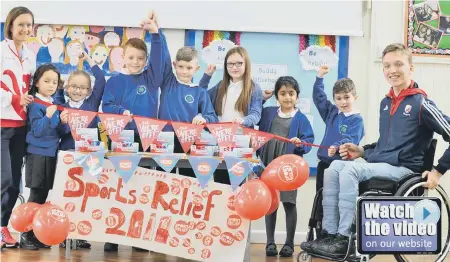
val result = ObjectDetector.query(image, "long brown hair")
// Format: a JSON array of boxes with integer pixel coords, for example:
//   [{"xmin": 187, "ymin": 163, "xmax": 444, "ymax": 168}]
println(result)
[{"xmin": 215, "ymin": 46, "xmax": 253, "ymax": 116}]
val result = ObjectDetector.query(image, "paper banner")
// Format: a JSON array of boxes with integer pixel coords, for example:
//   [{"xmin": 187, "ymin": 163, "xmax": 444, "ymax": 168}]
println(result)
[
  {"xmin": 108, "ymin": 155, "xmax": 142, "ymax": 183},
  {"xmin": 67, "ymin": 109, "xmax": 97, "ymax": 141},
  {"xmin": 152, "ymin": 154, "xmax": 182, "ymax": 173},
  {"xmin": 206, "ymin": 123, "xmax": 239, "ymax": 147},
  {"xmin": 172, "ymin": 122, "xmax": 204, "ymax": 153},
  {"xmin": 98, "ymin": 113, "xmax": 131, "ymax": 142},
  {"xmin": 223, "ymin": 156, "xmax": 252, "ymax": 191},
  {"xmin": 134, "ymin": 117, "xmax": 167, "ymax": 151},
  {"xmin": 242, "ymin": 127, "xmax": 274, "ymax": 151},
  {"xmin": 76, "ymin": 150, "xmax": 105, "ymax": 178},
  {"xmin": 298, "ymin": 45, "xmax": 338, "ymax": 71},
  {"xmin": 187, "ymin": 156, "xmax": 221, "ymax": 189}
]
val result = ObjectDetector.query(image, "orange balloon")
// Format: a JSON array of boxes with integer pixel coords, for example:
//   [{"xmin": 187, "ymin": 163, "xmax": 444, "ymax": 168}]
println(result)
[
  {"xmin": 32, "ymin": 204, "xmax": 70, "ymax": 246},
  {"xmin": 10, "ymin": 203, "xmax": 41, "ymax": 232},
  {"xmin": 266, "ymin": 187, "xmax": 280, "ymax": 215},
  {"xmin": 235, "ymin": 179, "xmax": 272, "ymax": 220},
  {"xmin": 261, "ymin": 154, "xmax": 310, "ymax": 191}
]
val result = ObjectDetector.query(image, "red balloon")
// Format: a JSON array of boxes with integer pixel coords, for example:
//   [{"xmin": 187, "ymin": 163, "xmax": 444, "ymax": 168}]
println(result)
[
  {"xmin": 261, "ymin": 154, "xmax": 310, "ymax": 191},
  {"xmin": 266, "ymin": 187, "xmax": 280, "ymax": 215},
  {"xmin": 10, "ymin": 203, "xmax": 41, "ymax": 232},
  {"xmin": 235, "ymin": 179, "xmax": 272, "ymax": 220},
  {"xmin": 32, "ymin": 204, "xmax": 70, "ymax": 246}
]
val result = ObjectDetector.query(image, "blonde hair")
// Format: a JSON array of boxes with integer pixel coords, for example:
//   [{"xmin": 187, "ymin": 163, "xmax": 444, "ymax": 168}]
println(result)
[
  {"xmin": 215, "ymin": 46, "xmax": 253, "ymax": 116},
  {"xmin": 67, "ymin": 25, "xmax": 89, "ymax": 39},
  {"xmin": 89, "ymin": 43, "xmax": 108, "ymax": 57},
  {"xmin": 26, "ymin": 36, "xmax": 39, "ymax": 45},
  {"xmin": 67, "ymin": 70, "xmax": 92, "ymax": 92},
  {"xmin": 382, "ymin": 43, "xmax": 413, "ymax": 64},
  {"xmin": 4, "ymin": 6, "xmax": 34, "ymax": 40},
  {"xmin": 122, "ymin": 27, "xmax": 145, "ymax": 44},
  {"xmin": 64, "ymin": 40, "xmax": 84, "ymax": 70}
]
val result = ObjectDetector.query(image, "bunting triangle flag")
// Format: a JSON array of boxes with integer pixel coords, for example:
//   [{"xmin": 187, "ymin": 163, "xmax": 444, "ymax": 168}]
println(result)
[
  {"xmin": 242, "ymin": 127, "xmax": 275, "ymax": 151},
  {"xmin": 76, "ymin": 150, "xmax": 106, "ymax": 179},
  {"xmin": 134, "ymin": 116, "xmax": 167, "ymax": 152},
  {"xmin": 152, "ymin": 154, "xmax": 182, "ymax": 172},
  {"xmin": 223, "ymin": 156, "xmax": 252, "ymax": 191},
  {"xmin": 108, "ymin": 155, "xmax": 142, "ymax": 183},
  {"xmin": 67, "ymin": 109, "xmax": 97, "ymax": 141},
  {"xmin": 187, "ymin": 156, "xmax": 221, "ymax": 189},
  {"xmin": 171, "ymin": 122, "xmax": 204, "ymax": 153},
  {"xmin": 206, "ymin": 123, "xmax": 239, "ymax": 147},
  {"xmin": 98, "ymin": 113, "xmax": 132, "ymax": 142}
]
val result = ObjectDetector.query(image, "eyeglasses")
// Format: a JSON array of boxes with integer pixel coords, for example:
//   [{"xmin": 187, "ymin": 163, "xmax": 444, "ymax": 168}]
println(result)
[
  {"xmin": 68, "ymin": 84, "xmax": 89, "ymax": 91},
  {"xmin": 226, "ymin": 62, "xmax": 244, "ymax": 69}
]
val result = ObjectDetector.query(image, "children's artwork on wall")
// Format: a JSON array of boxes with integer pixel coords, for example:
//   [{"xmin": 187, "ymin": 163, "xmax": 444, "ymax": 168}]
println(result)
[
  {"xmin": 200, "ymin": 31, "xmax": 241, "ymax": 69},
  {"xmin": 0, "ymin": 23, "xmax": 156, "ymax": 79},
  {"xmin": 189, "ymin": 30, "xmax": 346, "ymax": 171},
  {"xmin": 405, "ymin": 0, "xmax": 450, "ymax": 56}
]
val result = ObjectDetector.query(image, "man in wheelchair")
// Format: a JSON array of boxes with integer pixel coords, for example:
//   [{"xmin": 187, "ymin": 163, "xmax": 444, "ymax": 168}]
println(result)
[{"xmin": 300, "ymin": 43, "xmax": 450, "ymax": 259}]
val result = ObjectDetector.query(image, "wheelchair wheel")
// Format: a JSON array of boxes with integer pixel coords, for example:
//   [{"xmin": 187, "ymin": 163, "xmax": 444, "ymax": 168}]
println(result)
[
  {"xmin": 297, "ymin": 251, "xmax": 312, "ymax": 262},
  {"xmin": 394, "ymin": 176, "xmax": 450, "ymax": 262}
]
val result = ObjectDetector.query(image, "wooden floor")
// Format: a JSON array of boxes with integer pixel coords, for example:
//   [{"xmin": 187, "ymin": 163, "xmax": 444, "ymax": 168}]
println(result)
[{"xmin": 1, "ymin": 241, "xmax": 434, "ymax": 262}]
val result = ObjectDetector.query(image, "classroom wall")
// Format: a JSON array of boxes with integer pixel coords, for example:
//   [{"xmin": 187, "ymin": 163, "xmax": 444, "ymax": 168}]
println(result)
[
  {"xmin": 250, "ymin": 0, "xmax": 450, "ymax": 244},
  {"xmin": 11, "ymin": 1, "xmax": 450, "ymax": 244}
]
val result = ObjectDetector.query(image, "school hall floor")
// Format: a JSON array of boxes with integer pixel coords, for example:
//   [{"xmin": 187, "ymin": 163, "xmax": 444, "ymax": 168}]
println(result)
[{"xmin": 1, "ymin": 240, "xmax": 431, "ymax": 262}]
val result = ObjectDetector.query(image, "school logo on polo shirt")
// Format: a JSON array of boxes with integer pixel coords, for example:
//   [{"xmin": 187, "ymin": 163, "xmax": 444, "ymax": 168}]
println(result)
[
  {"xmin": 185, "ymin": 94, "xmax": 194, "ymax": 103},
  {"xmin": 137, "ymin": 85, "xmax": 147, "ymax": 95},
  {"xmin": 339, "ymin": 124, "xmax": 348, "ymax": 134}
]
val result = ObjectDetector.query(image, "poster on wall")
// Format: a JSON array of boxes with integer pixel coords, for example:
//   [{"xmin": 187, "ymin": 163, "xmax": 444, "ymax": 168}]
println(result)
[
  {"xmin": 405, "ymin": 0, "xmax": 450, "ymax": 56},
  {"xmin": 0, "ymin": 23, "xmax": 155, "ymax": 78}
]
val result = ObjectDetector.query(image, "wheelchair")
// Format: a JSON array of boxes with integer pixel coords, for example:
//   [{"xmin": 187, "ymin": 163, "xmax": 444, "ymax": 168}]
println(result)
[{"xmin": 298, "ymin": 139, "xmax": 450, "ymax": 262}]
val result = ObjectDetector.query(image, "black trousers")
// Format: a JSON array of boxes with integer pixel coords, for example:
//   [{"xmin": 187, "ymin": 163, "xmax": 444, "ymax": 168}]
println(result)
[
  {"xmin": 1, "ymin": 127, "xmax": 26, "ymax": 226},
  {"xmin": 315, "ymin": 161, "xmax": 331, "ymax": 222}
]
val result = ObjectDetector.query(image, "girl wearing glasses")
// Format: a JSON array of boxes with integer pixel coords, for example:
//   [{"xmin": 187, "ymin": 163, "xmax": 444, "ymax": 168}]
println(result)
[
  {"xmin": 55, "ymin": 51, "xmax": 105, "ymax": 153},
  {"xmin": 200, "ymin": 46, "xmax": 263, "ymax": 184}
]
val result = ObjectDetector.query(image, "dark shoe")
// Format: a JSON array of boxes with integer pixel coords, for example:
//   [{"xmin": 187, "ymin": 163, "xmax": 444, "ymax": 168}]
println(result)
[
  {"xmin": 77, "ymin": 240, "xmax": 91, "ymax": 249},
  {"xmin": 132, "ymin": 246, "xmax": 149, "ymax": 251},
  {"xmin": 314, "ymin": 233, "xmax": 350, "ymax": 258},
  {"xmin": 300, "ymin": 230, "xmax": 335, "ymax": 252},
  {"xmin": 265, "ymin": 242, "xmax": 278, "ymax": 257},
  {"xmin": 20, "ymin": 231, "xmax": 39, "ymax": 250},
  {"xmin": 27, "ymin": 230, "xmax": 51, "ymax": 249},
  {"xmin": 279, "ymin": 244, "xmax": 294, "ymax": 257},
  {"xmin": 104, "ymin": 242, "xmax": 118, "ymax": 252},
  {"xmin": 59, "ymin": 240, "xmax": 67, "ymax": 248}
]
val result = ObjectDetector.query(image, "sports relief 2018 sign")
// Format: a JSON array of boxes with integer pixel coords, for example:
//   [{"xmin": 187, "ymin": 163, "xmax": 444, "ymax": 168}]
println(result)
[{"xmin": 50, "ymin": 151, "xmax": 249, "ymax": 261}]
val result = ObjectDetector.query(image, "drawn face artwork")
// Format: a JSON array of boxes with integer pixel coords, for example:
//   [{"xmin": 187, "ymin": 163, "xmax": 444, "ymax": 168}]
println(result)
[
  {"xmin": 25, "ymin": 37, "xmax": 41, "ymax": 56},
  {"xmin": 36, "ymin": 25, "xmax": 55, "ymax": 46},
  {"xmin": 125, "ymin": 27, "xmax": 144, "ymax": 40},
  {"xmin": 91, "ymin": 44, "xmax": 108, "ymax": 67},
  {"xmin": 109, "ymin": 47, "xmax": 124, "ymax": 72},
  {"xmin": 69, "ymin": 26, "xmax": 87, "ymax": 42},
  {"xmin": 66, "ymin": 41, "xmax": 83, "ymax": 66},
  {"xmin": 52, "ymin": 25, "xmax": 68, "ymax": 38},
  {"xmin": 104, "ymin": 32, "xmax": 120, "ymax": 49},
  {"xmin": 84, "ymin": 33, "xmax": 100, "ymax": 53},
  {"xmin": 48, "ymin": 38, "xmax": 64, "ymax": 63},
  {"xmin": 89, "ymin": 26, "xmax": 104, "ymax": 33}
]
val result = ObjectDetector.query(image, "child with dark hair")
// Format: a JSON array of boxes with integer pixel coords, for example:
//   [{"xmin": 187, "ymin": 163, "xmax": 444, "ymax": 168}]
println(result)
[
  {"xmin": 258, "ymin": 76, "xmax": 314, "ymax": 257},
  {"xmin": 307, "ymin": 65, "xmax": 364, "ymax": 236},
  {"xmin": 21, "ymin": 64, "xmax": 68, "ymax": 250}
]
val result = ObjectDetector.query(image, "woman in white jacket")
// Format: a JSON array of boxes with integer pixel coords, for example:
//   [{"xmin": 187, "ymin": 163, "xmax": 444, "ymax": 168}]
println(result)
[{"xmin": 1, "ymin": 6, "xmax": 36, "ymax": 249}]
